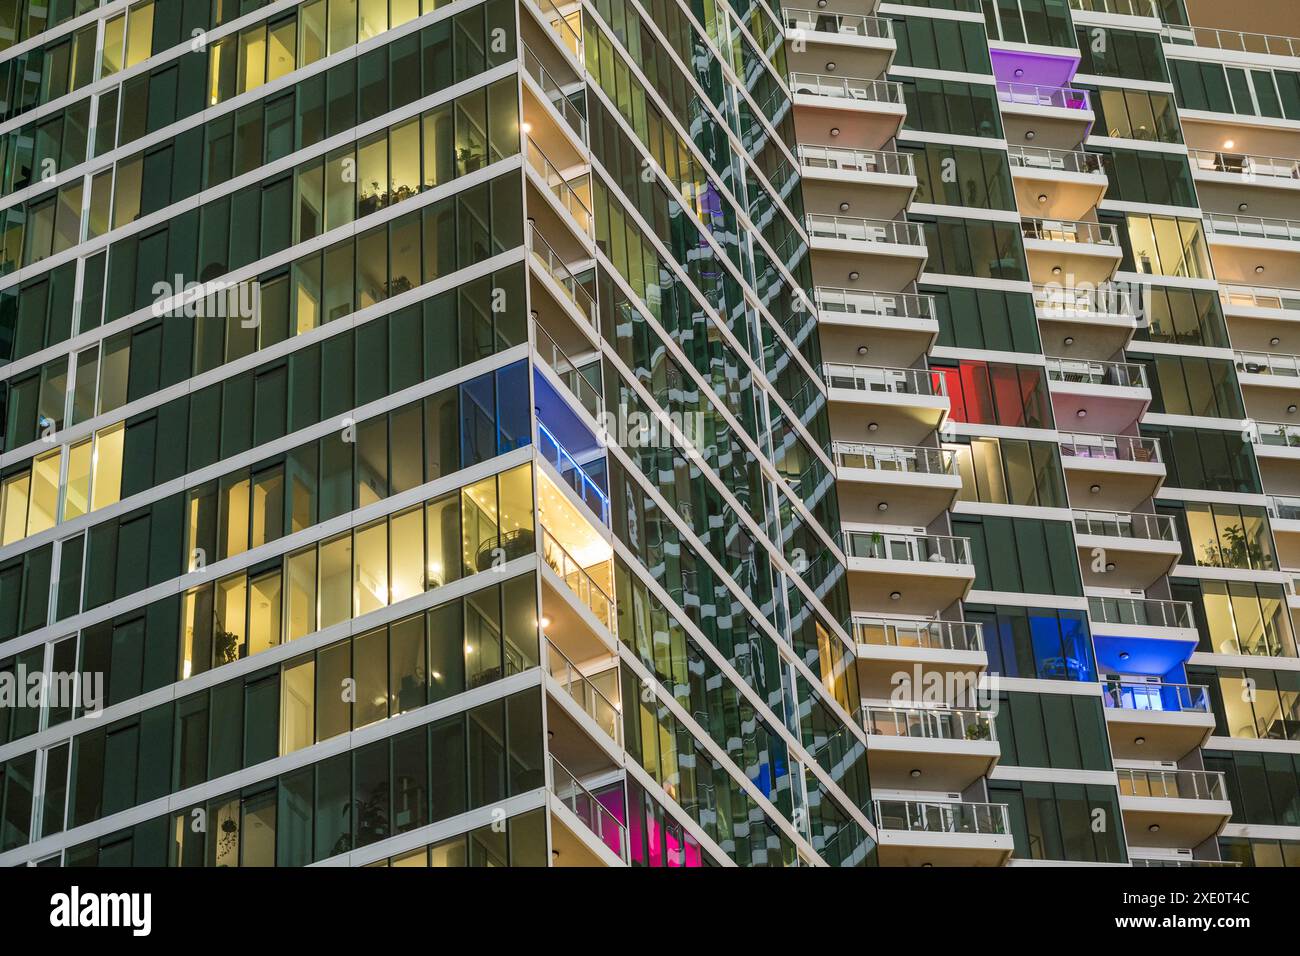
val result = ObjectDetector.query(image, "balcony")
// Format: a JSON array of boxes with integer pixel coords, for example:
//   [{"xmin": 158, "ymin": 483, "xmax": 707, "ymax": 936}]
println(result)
[
  {"xmin": 1246, "ymin": 421, "xmax": 1300, "ymax": 495},
  {"xmin": 832, "ymin": 441, "xmax": 960, "ymax": 526},
  {"xmin": 547, "ymin": 754, "xmax": 628, "ymax": 866},
  {"xmin": 996, "ymin": 82, "xmax": 1093, "ymax": 149},
  {"xmin": 853, "ymin": 615, "xmax": 987, "ymax": 698},
  {"xmin": 526, "ymin": 223, "xmax": 598, "ymax": 347},
  {"xmin": 543, "ymin": 636, "xmax": 623, "ymax": 778},
  {"xmin": 521, "ymin": 0, "xmax": 583, "ymax": 66},
  {"xmin": 782, "ymin": 9, "xmax": 896, "ymax": 78},
  {"xmin": 790, "ymin": 72, "xmax": 906, "ymax": 151},
  {"xmin": 520, "ymin": 41, "xmax": 586, "ymax": 150},
  {"xmin": 1190, "ymin": 150, "xmax": 1300, "ymax": 226},
  {"xmin": 1219, "ymin": 285, "xmax": 1300, "ymax": 357},
  {"xmin": 1008, "ymin": 145, "xmax": 1107, "ymax": 221},
  {"xmin": 873, "ymin": 799, "xmax": 1013, "ymax": 866},
  {"xmin": 797, "ymin": 145, "xmax": 916, "ymax": 220},
  {"xmin": 805, "ymin": 214, "xmax": 927, "ymax": 288},
  {"xmin": 1233, "ymin": 350, "xmax": 1300, "ymax": 422},
  {"xmin": 536, "ymin": 471, "xmax": 615, "ymax": 655},
  {"xmin": 1204, "ymin": 214, "xmax": 1300, "ymax": 288},
  {"xmin": 1117, "ymin": 768, "xmax": 1232, "ymax": 850},
  {"xmin": 1059, "ymin": 432, "xmax": 1164, "ymax": 510},
  {"xmin": 1267, "ymin": 495, "xmax": 1300, "ymax": 567},
  {"xmin": 862, "ymin": 705, "xmax": 999, "ymax": 791},
  {"xmin": 524, "ymin": 135, "xmax": 592, "ymax": 241},
  {"xmin": 1046, "ymin": 357, "xmax": 1150, "ymax": 434},
  {"xmin": 842, "ymin": 529, "xmax": 975, "ymax": 614},
  {"xmin": 1068, "ymin": 0, "xmax": 1160, "ymax": 18},
  {"xmin": 1163, "ymin": 24, "xmax": 1300, "ymax": 60},
  {"xmin": 1072, "ymin": 509, "xmax": 1181, "ymax": 589},
  {"xmin": 1021, "ymin": 217, "xmax": 1122, "ymax": 285},
  {"xmin": 815, "ymin": 287, "xmax": 937, "ymax": 368},
  {"xmin": 535, "ymin": 322, "xmax": 603, "ymax": 422},
  {"xmin": 1102, "ymin": 681, "xmax": 1215, "ymax": 761},
  {"xmin": 1034, "ymin": 282, "xmax": 1140, "ymax": 358},
  {"xmin": 1088, "ymin": 595, "xmax": 1197, "ymax": 641},
  {"xmin": 537, "ymin": 422, "xmax": 608, "ymax": 526},
  {"xmin": 822, "ymin": 362, "xmax": 947, "ymax": 446}
]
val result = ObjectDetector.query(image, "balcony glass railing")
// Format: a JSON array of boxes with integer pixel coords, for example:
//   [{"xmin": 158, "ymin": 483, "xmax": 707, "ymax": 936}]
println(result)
[
  {"xmin": 1220, "ymin": 284, "xmax": 1300, "ymax": 312},
  {"xmin": 789, "ymin": 72, "xmax": 904, "ymax": 103},
  {"xmin": 1007, "ymin": 144, "xmax": 1105, "ymax": 175},
  {"xmin": 1073, "ymin": 509, "xmax": 1177, "ymax": 541},
  {"xmin": 1235, "ymin": 350, "xmax": 1300, "ymax": 376},
  {"xmin": 537, "ymin": 422, "xmax": 609, "ymax": 524},
  {"xmin": 783, "ymin": 8, "xmax": 893, "ymax": 39},
  {"xmin": 524, "ymin": 0, "xmax": 583, "ymax": 60},
  {"xmin": 797, "ymin": 144, "xmax": 914, "ymax": 177},
  {"xmin": 832, "ymin": 441, "xmax": 955, "ymax": 475},
  {"xmin": 862, "ymin": 705, "xmax": 995, "ymax": 740},
  {"xmin": 996, "ymin": 81, "xmax": 1090, "ymax": 111},
  {"xmin": 1163, "ymin": 24, "xmax": 1300, "ymax": 59},
  {"xmin": 1023, "ymin": 217, "xmax": 1118, "ymax": 245},
  {"xmin": 535, "ymin": 323, "xmax": 603, "ymax": 420},
  {"xmin": 1068, "ymin": 0, "xmax": 1159, "ymax": 17},
  {"xmin": 875, "ymin": 799, "xmax": 1011, "ymax": 835},
  {"xmin": 1088, "ymin": 596, "xmax": 1193, "ymax": 629},
  {"xmin": 548, "ymin": 754, "xmax": 628, "ymax": 861},
  {"xmin": 1132, "ymin": 857, "xmax": 1242, "ymax": 867},
  {"xmin": 1059, "ymin": 432, "xmax": 1161, "ymax": 463},
  {"xmin": 526, "ymin": 223, "xmax": 598, "ymax": 330},
  {"xmin": 521, "ymin": 42, "xmax": 587, "ymax": 141},
  {"xmin": 852, "ymin": 615, "xmax": 984, "ymax": 651},
  {"xmin": 1270, "ymin": 495, "xmax": 1300, "ymax": 520},
  {"xmin": 822, "ymin": 363, "xmax": 943, "ymax": 395},
  {"xmin": 815, "ymin": 286, "xmax": 935, "ymax": 321},
  {"xmin": 1046, "ymin": 356, "xmax": 1147, "ymax": 388},
  {"xmin": 1248, "ymin": 421, "xmax": 1300, "ymax": 447},
  {"xmin": 540, "ymin": 524, "xmax": 614, "ymax": 631},
  {"xmin": 806, "ymin": 214, "xmax": 924, "ymax": 246},
  {"xmin": 1204, "ymin": 212, "xmax": 1300, "ymax": 241},
  {"xmin": 1033, "ymin": 282, "xmax": 1136, "ymax": 316},
  {"xmin": 1190, "ymin": 149, "xmax": 1300, "ymax": 181},
  {"xmin": 544, "ymin": 637, "xmax": 622, "ymax": 745},
  {"xmin": 1103, "ymin": 680, "xmax": 1210, "ymax": 714},
  {"xmin": 1117, "ymin": 768, "xmax": 1227, "ymax": 802},
  {"xmin": 842, "ymin": 529, "xmax": 972, "ymax": 564},
  {"xmin": 525, "ymin": 136, "xmax": 593, "ymax": 236}
]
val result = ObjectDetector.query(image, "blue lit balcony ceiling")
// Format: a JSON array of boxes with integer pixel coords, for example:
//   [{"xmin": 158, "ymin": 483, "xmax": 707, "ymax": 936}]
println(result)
[
  {"xmin": 990, "ymin": 48, "xmax": 1094, "ymax": 149},
  {"xmin": 1117, "ymin": 768, "xmax": 1232, "ymax": 851},
  {"xmin": 781, "ymin": 7, "xmax": 896, "ymax": 80},
  {"xmin": 1100, "ymin": 679, "xmax": 1216, "ymax": 762},
  {"xmin": 860, "ymin": 703, "xmax": 1000, "ymax": 792},
  {"xmin": 1059, "ymin": 432, "xmax": 1165, "ymax": 513}
]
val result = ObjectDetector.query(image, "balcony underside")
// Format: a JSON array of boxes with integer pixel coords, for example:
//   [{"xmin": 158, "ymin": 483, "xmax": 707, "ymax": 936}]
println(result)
[
  {"xmin": 1013, "ymin": 168, "xmax": 1107, "ymax": 221},
  {"xmin": 793, "ymin": 99, "xmax": 905, "ymax": 152},
  {"xmin": 1000, "ymin": 105, "xmax": 1093, "ymax": 151},
  {"xmin": 801, "ymin": 167, "xmax": 916, "ymax": 221},
  {"xmin": 1104, "ymin": 709, "xmax": 1215, "ymax": 762},
  {"xmin": 1048, "ymin": 383, "xmax": 1150, "ymax": 435},
  {"xmin": 874, "ymin": 830, "xmax": 1013, "ymax": 867},
  {"xmin": 845, "ymin": 559, "xmax": 974, "ymax": 616},
  {"xmin": 1024, "ymin": 241, "xmax": 1122, "ymax": 285},
  {"xmin": 866, "ymin": 736, "xmax": 999, "ymax": 792},
  {"xmin": 819, "ymin": 314, "xmax": 937, "ymax": 369},
  {"xmin": 836, "ymin": 468, "xmax": 960, "ymax": 527},
  {"xmin": 827, "ymin": 393, "xmax": 948, "ymax": 447},
  {"xmin": 1036, "ymin": 312, "xmax": 1137, "ymax": 362},
  {"xmin": 1207, "ymin": 234, "xmax": 1300, "ymax": 288},
  {"xmin": 1075, "ymin": 535, "xmax": 1181, "ymax": 589},
  {"xmin": 1062, "ymin": 455, "xmax": 1165, "ymax": 513},
  {"xmin": 855, "ymin": 645, "xmax": 989, "ymax": 700},
  {"xmin": 809, "ymin": 238, "xmax": 927, "ymax": 290},
  {"xmin": 1120, "ymin": 797, "xmax": 1232, "ymax": 850}
]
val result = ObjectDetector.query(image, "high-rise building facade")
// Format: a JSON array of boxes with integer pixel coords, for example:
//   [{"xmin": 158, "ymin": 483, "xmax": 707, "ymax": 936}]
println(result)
[{"xmin": 0, "ymin": 0, "xmax": 1293, "ymax": 869}]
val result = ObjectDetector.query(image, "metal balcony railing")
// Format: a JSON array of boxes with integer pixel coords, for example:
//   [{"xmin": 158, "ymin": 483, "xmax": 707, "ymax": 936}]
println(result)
[
  {"xmin": 1269, "ymin": 495, "xmax": 1300, "ymax": 520},
  {"xmin": 548, "ymin": 754, "xmax": 628, "ymax": 861},
  {"xmin": 1190, "ymin": 149, "xmax": 1300, "ymax": 181},
  {"xmin": 1235, "ymin": 350, "xmax": 1300, "ymax": 376},
  {"xmin": 797, "ymin": 143, "xmax": 914, "ymax": 177},
  {"xmin": 1132, "ymin": 857, "xmax": 1242, "ymax": 867},
  {"xmin": 544, "ymin": 637, "xmax": 622, "ymax": 746},
  {"xmin": 832, "ymin": 441, "xmax": 956, "ymax": 475},
  {"xmin": 1033, "ymin": 282, "xmax": 1136, "ymax": 316},
  {"xmin": 1249, "ymin": 421, "xmax": 1300, "ymax": 447},
  {"xmin": 540, "ymin": 524, "xmax": 614, "ymax": 631},
  {"xmin": 1088, "ymin": 596, "xmax": 1193, "ymax": 629},
  {"xmin": 862, "ymin": 704, "xmax": 995, "ymax": 741},
  {"xmin": 1007, "ymin": 144, "xmax": 1105, "ymax": 175},
  {"xmin": 1068, "ymin": 0, "xmax": 1159, "ymax": 17},
  {"xmin": 525, "ymin": 136, "xmax": 593, "ymax": 236},
  {"xmin": 1117, "ymin": 768, "xmax": 1228, "ymax": 802},
  {"xmin": 1103, "ymin": 680, "xmax": 1210, "ymax": 714},
  {"xmin": 842, "ymin": 529, "xmax": 973, "ymax": 564},
  {"xmin": 1046, "ymin": 356, "xmax": 1147, "ymax": 388},
  {"xmin": 783, "ymin": 8, "xmax": 893, "ymax": 39},
  {"xmin": 1022, "ymin": 217, "xmax": 1118, "ymax": 245},
  {"xmin": 521, "ymin": 42, "xmax": 587, "ymax": 141},
  {"xmin": 1163, "ymin": 24, "xmax": 1300, "ymax": 59},
  {"xmin": 526, "ymin": 223, "xmax": 598, "ymax": 330},
  {"xmin": 996, "ymin": 81, "xmax": 1091, "ymax": 111},
  {"xmin": 1073, "ymin": 509, "xmax": 1177, "ymax": 541},
  {"xmin": 806, "ymin": 214, "xmax": 924, "ymax": 246},
  {"xmin": 822, "ymin": 362, "xmax": 943, "ymax": 395},
  {"xmin": 535, "ymin": 323, "xmax": 603, "ymax": 420},
  {"xmin": 1220, "ymin": 284, "xmax": 1300, "ymax": 312},
  {"xmin": 789, "ymin": 72, "xmax": 904, "ymax": 103},
  {"xmin": 524, "ymin": 0, "xmax": 582, "ymax": 60},
  {"xmin": 1059, "ymin": 432, "xmax": 1161, "ymax": 463},
  {"xmin": 815, "ymin": 286, "xmax": 935, "ymax": 321},
  {"xmin": 875, "ymin": 799, "xmax": 1011, "ymax": 835},
  {"xmin": 852, "ymin": 615, "xmax": 984, "ymax": 651},
  {"xmin": 536, "ymin": 422, "xmax": 609, "ymax": 524},
  {"xmin": 1204, "ymin": 212, "xmax": 1300, "ymax": 241}
]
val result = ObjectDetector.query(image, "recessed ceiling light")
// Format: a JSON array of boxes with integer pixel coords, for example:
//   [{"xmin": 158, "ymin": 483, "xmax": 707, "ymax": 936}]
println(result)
[
  {"xmin": 1038, "ymin": 194, "xmax": 1048, "ymax": 204},
  {"xmin": 877, "ymin": 501, "xmax": 889, "ymax": 511},
  {"xmin": 1224, "ymin": 139, "xmax": 1235, "ymax": 149},
  {"xmin": 1076, "ymin": 409, "xmax": 1087, "ymax": 418},
  {"xmin": 830, "ymin": 127, "xmax": 840, "ymax": 136},
  {"xmin": 1148, "ymin": 824, "xmax": 1160, "ymax": 833},
  {"xmin": 1014, "ymin": 68, "xmax": 1024, "ymax": 77},
  {"xmin": 1272, "ymin": 337, "xmax": 1281, "ymax": 346},
  {"xmin": 848, "ymin": 271, "xmax": 860, "ymax": 281},
  {"xmin": 1256, "ymin": 265, "xmax": 1266, "ymax": 274},
  {"xmin": 1090, "ymin": 484, "xmax": 1101, "ymax": 494},
  {"xmin": 890, "ymin": 591, "xmax": 902, "ymax": 600},
  {"xmin": 857, "ymin": 344, "xmax": 868, "ymax": 355},
  {"xmin": 1119, "ymin": 651, "xmax": 1130, "ymax": 660},
  {"xmin": 1106, "ymin": 562, "xmax": 1116, "ymax": 571},
  {"xmin": 1064, "ymin": 336, "xmax": 1074, "ymax": 346},
  {"xmin": 1025, "ymin": 130, "xmax": 1036, "ymax": 140},
  {"xmin": 868, "ymin": 422, "xmax": 879, "ymax": 431},
  {"xmin": 826, "ymin": 61, "xmax": 837, "ymax": 71},
  {"xmin": 909, "ymin": 768, "xmax": 922, "ymax": 777},
  {"xmin": 1134, "ymin": 736, "xmax": 1146, "ymax": 745},
  {"xmin": 521, "ymin": 122, "xmax": 532, "ymax": 133},
  {"xmin": 1290, "ymin": 405, "xmax": 1298, "ymax": 414},
  {"xmin": 1239, "ymin": 202, "xmax": 1249, "ymax": 212},
  {"xmin": 839, "ymin": 201, "xmax": 850, "ymax": 211}
]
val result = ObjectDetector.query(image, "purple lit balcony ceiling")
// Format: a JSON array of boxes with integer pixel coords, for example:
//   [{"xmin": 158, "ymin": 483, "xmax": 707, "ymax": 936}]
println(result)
[{"xmin": 990, "ymin": 48, "xmax": 1093, "ymax": 136}]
